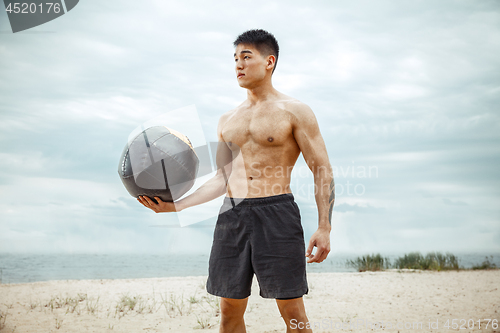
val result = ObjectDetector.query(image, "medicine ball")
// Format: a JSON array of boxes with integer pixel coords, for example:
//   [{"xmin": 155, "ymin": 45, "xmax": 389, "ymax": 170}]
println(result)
[{"xmin": 118, "ymin": 126, "xmax": 199, "ymax": 203}]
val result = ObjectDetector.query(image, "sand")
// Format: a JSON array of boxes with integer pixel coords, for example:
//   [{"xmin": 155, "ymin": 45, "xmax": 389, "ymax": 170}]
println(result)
[{"xmin": 0, "ymin": 270, "xmax": 498, "ymax": 332}]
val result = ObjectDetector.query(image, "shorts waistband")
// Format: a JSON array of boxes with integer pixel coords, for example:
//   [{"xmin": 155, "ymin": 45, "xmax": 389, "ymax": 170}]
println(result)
[{"xmin": 223, "ymin": 193, "xmax": 294, "ymax": 207}]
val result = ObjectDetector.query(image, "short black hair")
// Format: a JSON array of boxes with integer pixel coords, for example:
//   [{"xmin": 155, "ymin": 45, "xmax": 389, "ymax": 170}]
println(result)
[{"xmin": 233, "ymin": 29, "xmax": 279, "ymax": 74}]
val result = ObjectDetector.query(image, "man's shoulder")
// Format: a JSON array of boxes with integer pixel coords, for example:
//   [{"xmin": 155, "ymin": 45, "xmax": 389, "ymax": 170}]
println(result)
[
  {"xmin": 218, "ymin": 99, "xmax": 252, "ymax": 122},
  {"xmin": 284, "ymin": 99, "xmax": 311, "ymax": 112},
  {"xmin": 216, "ymin": 103, "xmax": 245, "ymax": 135},
  {"xmin": 218, "ymin": 106, "xmax": 239, "ymax": 124},
  {"xmin": 278, "ymin": 96, "xmax": 315, "ymax": 120}
]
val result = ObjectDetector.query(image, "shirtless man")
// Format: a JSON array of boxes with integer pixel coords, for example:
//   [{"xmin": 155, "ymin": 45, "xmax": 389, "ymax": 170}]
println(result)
[{"xmin": 138, "ymin": 29, "xmax": 334, "ymax": 333}]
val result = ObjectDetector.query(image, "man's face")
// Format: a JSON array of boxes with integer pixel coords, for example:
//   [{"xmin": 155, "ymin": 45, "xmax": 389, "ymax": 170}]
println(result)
[{"xmin": 234, "ymin": 43, "xmax": 271, "ymax": 89}]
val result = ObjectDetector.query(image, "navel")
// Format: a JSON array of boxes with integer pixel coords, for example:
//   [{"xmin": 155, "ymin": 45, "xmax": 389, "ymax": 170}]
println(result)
[{"xmin": 267, "ymin": 137, "xmax": 274, "ymax": 142}]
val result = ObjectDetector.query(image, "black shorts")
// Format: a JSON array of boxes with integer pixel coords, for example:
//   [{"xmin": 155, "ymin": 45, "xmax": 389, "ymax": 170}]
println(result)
[{"xmin": 206, "ymin": 193, "xmax": 308, "ymax": 299}]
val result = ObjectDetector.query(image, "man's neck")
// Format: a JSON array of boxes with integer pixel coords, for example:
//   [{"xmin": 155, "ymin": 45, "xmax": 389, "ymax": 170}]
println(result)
[{"xmin": 246, "ymin": 79, "xmax": 278, "ymax": 105}]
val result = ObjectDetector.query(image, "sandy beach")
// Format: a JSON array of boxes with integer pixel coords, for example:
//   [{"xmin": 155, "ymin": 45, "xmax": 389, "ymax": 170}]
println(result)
[{"xmin": 0, "ymin": 270, "xmax": 498, "ymax": 332}]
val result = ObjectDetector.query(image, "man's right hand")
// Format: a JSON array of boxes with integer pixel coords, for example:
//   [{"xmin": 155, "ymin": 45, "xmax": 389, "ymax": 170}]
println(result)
[{"xmin": 137, "ymin": 196, "xmax": 178, "ymax": 213}]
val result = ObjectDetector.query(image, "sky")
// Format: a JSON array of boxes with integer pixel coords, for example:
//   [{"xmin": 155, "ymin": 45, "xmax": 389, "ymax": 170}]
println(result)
[{"xmin": 0, "ymin": 0, "xmax": 499, "ymax": 255}]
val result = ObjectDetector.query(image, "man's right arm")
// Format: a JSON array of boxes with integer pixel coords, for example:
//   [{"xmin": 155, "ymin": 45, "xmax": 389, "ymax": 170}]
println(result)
[
  {"xmin": 174, "ymin": 141, "xmax": 232, "ymax": 211},
  {"xmin": 137, "ymin": 115, "xmax": 232, "ymax": 213}
]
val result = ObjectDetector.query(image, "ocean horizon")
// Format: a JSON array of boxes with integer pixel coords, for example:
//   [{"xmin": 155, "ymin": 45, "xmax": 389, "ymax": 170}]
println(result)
[{"xmin": 0, "ymin": 252, "xmax": 498, "ymax": 284}]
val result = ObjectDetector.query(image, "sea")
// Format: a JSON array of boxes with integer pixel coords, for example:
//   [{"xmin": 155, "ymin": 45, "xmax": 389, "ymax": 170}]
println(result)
[{"xmin": 0, "ymin": 252, "xmax": 498, "ymax": 284}]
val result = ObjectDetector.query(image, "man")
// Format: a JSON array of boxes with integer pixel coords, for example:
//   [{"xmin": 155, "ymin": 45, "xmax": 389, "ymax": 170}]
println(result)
[{"xmin": 138, "ymin": 29, "xmax": 334, "ymax": 333}]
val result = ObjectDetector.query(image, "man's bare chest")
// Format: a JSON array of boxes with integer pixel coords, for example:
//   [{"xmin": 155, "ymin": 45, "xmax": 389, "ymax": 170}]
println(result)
[{"xmin": 221, "ymin": 108, "xmax": 294, "ymax": 148}]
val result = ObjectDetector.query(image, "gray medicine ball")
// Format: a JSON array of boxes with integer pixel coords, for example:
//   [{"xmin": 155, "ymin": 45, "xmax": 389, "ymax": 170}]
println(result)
[{"xmin": 118, "ymin": 126, "xmax": 199, "ymax": 203}]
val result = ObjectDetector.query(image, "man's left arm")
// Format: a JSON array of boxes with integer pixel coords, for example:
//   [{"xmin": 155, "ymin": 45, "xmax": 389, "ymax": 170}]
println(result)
[{"xmin": 291, "ymin": 103, "xmax": 334, "ymax": 263}]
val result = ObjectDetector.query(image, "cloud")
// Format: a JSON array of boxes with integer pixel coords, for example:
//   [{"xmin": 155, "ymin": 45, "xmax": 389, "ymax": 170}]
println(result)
[
  {"xmin": 335, "ymin": 203, "xmax": 385, "ymax": 214},
  {"xmin": 0, "ymin": 0, "xmax": 499, "ymax": 254}
]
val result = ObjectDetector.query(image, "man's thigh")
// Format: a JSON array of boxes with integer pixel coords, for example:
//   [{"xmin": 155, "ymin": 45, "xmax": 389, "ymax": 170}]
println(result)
[
  {"xmin": 220, "ymin": 297, "xmax": 249, "ymax": 317},
  {"xmin": 206, "ymin": 205, "xmax": 254, "ymax": 299},
  {"xmin": 250, "ymin": 200, "xmax": 308, "ymax": 299}
]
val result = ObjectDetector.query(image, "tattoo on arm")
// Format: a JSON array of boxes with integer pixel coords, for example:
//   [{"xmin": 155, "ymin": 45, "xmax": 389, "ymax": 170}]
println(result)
[{"xmin": 328, "ymin": 178, "xmax": 335, "ymax": 224}]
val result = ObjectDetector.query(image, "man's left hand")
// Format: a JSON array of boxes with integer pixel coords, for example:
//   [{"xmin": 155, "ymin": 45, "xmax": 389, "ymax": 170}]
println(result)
[
  {"xmin": 137, "ymin": 196, "xmax": 177, "ymax": 213},
  {"xmin": 305, "ymin": 228, "xmax": 331, "ymax": 263}
]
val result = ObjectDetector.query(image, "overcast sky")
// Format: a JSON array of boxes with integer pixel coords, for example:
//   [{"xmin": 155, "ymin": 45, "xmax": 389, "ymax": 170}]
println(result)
[{"xmin": 0, "ymin": 0, "xmax": 499, "ymax": 255}]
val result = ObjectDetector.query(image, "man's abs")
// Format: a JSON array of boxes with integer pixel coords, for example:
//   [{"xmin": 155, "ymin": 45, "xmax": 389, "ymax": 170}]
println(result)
[
  {"xmin": 226, "ymin": 163, "xmax": 295, "ymax": 198},
  {"xmin": 224, "ymin": 144, "xmax": 301, "ymax": 198}
]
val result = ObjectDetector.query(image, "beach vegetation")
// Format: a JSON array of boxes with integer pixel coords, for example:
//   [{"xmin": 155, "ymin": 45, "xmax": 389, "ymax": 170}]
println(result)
[
  {"xmin": 110, "ymin": 293, "xmax": 160, "ymax": 318},
  {"xmin": 28, "ymin": 298, "xmax": 43, "ymax": 311},
  {"xmin": 338, "ymin": 313, "xmax": 358, "ymax": 323},
  {"xmin": 28, "ymin": 300, "xmax": 36, "ymax": 310},
  {"xmin": 393, "ymin": 252, "xmax": 459, "ymax": 271},
  {"xmin": 159, "ymin": 293, "xmax": 174, "ymax": 317},
  {"xmin": 160, "ymin": 293, "xmax": 189, "ymax": 317},
  {"xmin": 204, "ymin": 295, "xmax": 220, "ymax": 317},
  {"xmin": 115, "ymin": 294, "xmax": 142, "ymax": 318},
  {"xmin": 135, "ymin": 299, "xmax": 146, "ymax": 314},
  {"xmin": 472, "ymin": 256, "xmax": 498, "ymax": 270},
  {"xmin": 189, "ymin": 293, "xmax": 200, "ymax": 304},
  {"xmin": 85, "ymin": 296, "xmax": 100, "ymax": 315},
  {"xmin": 134, "ymin": 296, "xmax": 157, "ymax": 315},
  {"xmin": 195, "ymin": 314, "xmax": 212, "ymax": 329},
  {"xmin": 77, "ymin": 293, "xmax": 87, "ymax": 302},
  {"xmin": 54, "ymin": 317, "xmax": 63, "ymax": 329},
  {"xmin": 121, "ymin": 295, "xmax": 138, "ymax": 311},
  {"xmin": 346, "ymin": 253, "xmax": 391, "ymax": 272},
  {"xmin": 145, "ymin": 288, "xmax": 159, "ymax": 313},
  {"xmin": 0, "ymin": 309, "xmax": 8, "ymax": 330},
  {"xmin": 147, "ymin": 297, "xmax": 158, "ymax": 313},
  {"xmin": 344, "ymin": 252, "xmax": 499, "ymax": 272},
  {"xmin": 246, "ymin": 303, "xmax": 256, "ymax": 313},
  {"xmin": 39, "ymin": 294, "xmax": 90, "ymax": 316}
]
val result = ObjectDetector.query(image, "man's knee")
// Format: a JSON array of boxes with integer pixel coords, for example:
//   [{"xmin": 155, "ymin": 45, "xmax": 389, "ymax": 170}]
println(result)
[
  {"xmin": 277, "ymin": 299, "xmax": 307, "ymax": 321},
  {"xmin": 282, "ymin": 305, "xmax": 304, "ymax": 320},
  {"xmin": 220, "ymin": 297, "xmax": 248, "ymax": 320}
]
